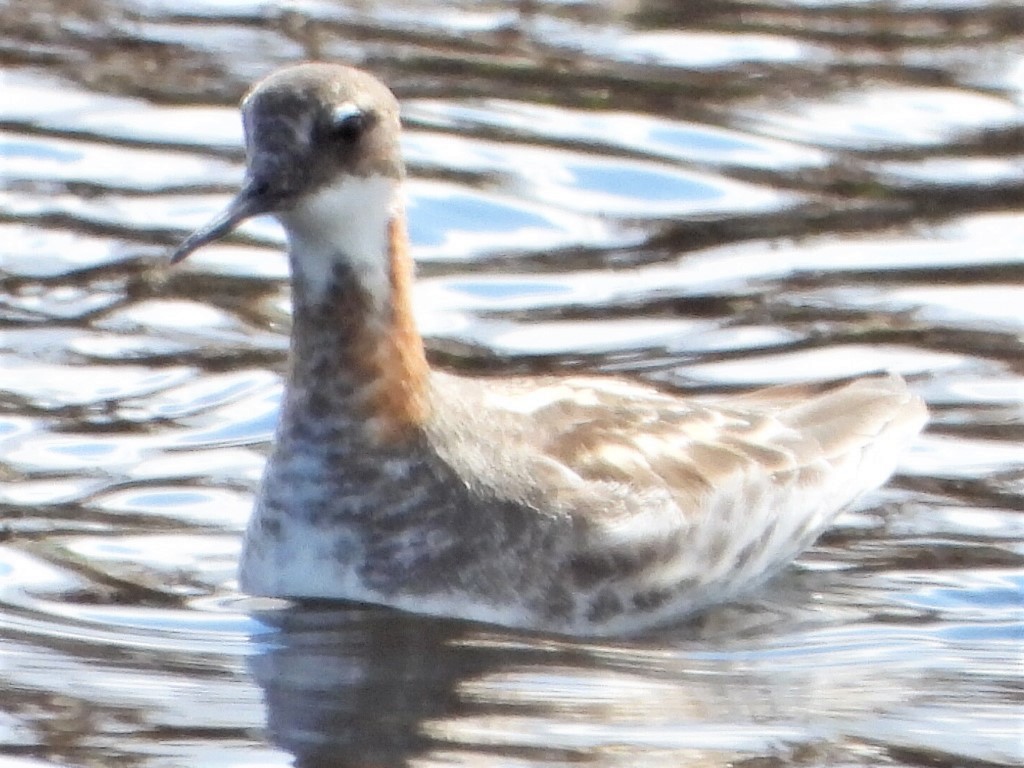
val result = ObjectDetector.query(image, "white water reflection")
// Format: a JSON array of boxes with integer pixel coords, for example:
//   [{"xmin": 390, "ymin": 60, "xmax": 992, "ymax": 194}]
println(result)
[
  {"xmin": 0, "ymin": 132, "xmax": 238, "ymax": 190},
  {"xmin": 0, "ymin": 0, "xmax": 1021, "ymax": 766},
  {"xmin": 611, "ymin": 31, "xmax": 826, "ymax": 68},
  {"xmin": 742, "ymin": 86, "xmax": 1023, "ymax": 148},
  {"xmin": 405, "ymin": 100, "xmax": 829, "ymax": 170}
]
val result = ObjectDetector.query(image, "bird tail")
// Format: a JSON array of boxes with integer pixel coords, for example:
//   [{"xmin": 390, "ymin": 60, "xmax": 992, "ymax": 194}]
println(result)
[{"xmin": 777, "ymin": 373, "xmax": 928, "ymax": 493}]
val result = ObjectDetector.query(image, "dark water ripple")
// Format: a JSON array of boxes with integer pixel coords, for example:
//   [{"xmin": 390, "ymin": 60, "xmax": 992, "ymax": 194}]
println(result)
[{"xmin": 1, "ymin": 0, "xmax": 1022, "ymax": 766}]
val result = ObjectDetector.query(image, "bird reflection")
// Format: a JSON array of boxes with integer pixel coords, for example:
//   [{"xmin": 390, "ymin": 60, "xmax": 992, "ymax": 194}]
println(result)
[
  {"xmin": 247, "ymin": 603, "xmax": 506, "ymax": 767},
  {"xmin": 245, "ymin": 576, "xmax": 925, "ymax": 767}
]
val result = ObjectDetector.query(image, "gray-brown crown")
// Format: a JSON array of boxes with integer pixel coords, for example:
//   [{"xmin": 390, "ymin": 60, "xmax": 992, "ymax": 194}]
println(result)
[{"xmin": 242, "ymin": 63, "xmax": 405, "ymax": 202}]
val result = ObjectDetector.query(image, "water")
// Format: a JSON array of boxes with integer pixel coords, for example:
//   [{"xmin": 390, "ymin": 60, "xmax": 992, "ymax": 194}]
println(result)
[{"xmin": 1, "ymin": 0, "xmax": 1022, "ymax": 766}]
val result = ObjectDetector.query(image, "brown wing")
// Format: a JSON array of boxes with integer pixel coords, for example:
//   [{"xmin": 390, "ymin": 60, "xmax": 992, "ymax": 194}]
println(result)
[{"xmin": 483, "ymin": 373, "xmax": 925, "ymax": 507}]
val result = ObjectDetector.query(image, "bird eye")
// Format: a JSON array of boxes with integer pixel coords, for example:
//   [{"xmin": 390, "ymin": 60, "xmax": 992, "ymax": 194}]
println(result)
[{"xmin": 331, "ymin": 105, "xmax": 367, "ymax": 142}]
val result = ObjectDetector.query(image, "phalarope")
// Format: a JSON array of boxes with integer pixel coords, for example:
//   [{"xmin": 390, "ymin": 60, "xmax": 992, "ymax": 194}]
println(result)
[{"xmin": 172, "ymin": 63, "xmax": 928, "ymax": 635}]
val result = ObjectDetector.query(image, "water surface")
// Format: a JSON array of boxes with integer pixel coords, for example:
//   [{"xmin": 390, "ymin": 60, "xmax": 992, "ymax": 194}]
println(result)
[{"xmin": 1, "ymin": 0, "xmax": 1022, "ymax": 766}]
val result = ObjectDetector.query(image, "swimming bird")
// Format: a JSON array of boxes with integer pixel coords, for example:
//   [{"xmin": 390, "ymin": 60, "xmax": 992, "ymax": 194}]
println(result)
[{"xmin": 171, "ymin": 62, "xmax": 928, "ymax": 636}]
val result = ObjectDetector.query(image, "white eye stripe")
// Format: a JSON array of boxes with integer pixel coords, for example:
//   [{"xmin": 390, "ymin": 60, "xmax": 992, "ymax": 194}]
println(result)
[{"xmin": 332, "ymin": 103, "xmax": 364, "ymax": 126}]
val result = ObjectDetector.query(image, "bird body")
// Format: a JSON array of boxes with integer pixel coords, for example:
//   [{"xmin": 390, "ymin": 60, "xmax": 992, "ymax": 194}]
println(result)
[{"xmin": 172, "ymin": 63, "xmax": 927, "ymax": 635}]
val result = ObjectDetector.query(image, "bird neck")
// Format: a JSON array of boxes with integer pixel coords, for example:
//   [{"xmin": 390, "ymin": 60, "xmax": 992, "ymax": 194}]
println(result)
[{"xmin": 280, "ymin": 178, "xmax": 430, "ymax": 445}]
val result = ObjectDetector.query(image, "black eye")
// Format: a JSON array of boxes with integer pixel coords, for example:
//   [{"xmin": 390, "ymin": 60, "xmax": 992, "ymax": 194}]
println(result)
[{"xmin": 331, "ymin": 105, "xmax": 367, "ymax": 142}]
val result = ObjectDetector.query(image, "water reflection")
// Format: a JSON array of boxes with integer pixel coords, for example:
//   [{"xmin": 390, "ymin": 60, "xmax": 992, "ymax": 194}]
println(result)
[
  {"xmin": 1, "ymin": 0, "xmax": 1022, "ymax": 765},
  {"xmin": 249, "ymin": 584, "xmax": 1024, "ymax": 766},
  {"xmin": 251, "ymin": 608, "xmax": 469, "ymax": 766},
  {"xmin": 250, "ymin": 605, "xmax": 803, "ymax": 765}
]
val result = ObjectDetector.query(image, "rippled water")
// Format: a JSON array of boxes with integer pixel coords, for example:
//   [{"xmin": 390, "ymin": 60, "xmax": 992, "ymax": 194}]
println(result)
[{"xmin": 1, "ymin": 1, "xmax": 1022, "ymax": 766}]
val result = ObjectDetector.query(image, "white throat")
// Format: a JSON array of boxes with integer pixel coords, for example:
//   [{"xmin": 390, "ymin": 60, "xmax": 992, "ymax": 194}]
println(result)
[{"xmin": 277, "ymin": 175, "xmax": 400, "ymax": 306}]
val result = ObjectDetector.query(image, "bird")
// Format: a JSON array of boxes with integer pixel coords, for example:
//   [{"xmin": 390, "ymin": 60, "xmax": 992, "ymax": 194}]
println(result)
[{"xmin": 171, "ymin": 62, "xmax": 928, "ymax": 636}]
